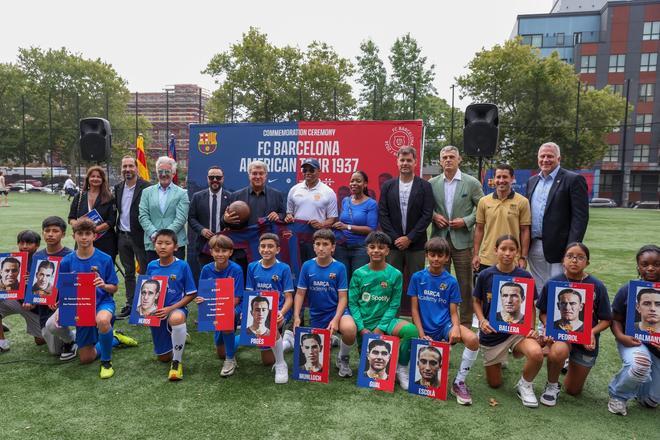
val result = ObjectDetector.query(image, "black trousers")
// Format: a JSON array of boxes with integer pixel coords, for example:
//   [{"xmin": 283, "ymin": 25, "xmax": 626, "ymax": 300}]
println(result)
[{"xmin": 117, "ymin": 231, "xmax": 148, "ymax": 307}]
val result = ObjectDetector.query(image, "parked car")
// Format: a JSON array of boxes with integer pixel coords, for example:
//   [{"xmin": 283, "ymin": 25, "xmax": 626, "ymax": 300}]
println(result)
[
  {"xmin": 13, "ymin": 179, "xmax": 43, "ymax": 187},
  {"xmin": 9, "ymin": 183, "xmax": 35, "ymax": 192},
  {"xmin": 632, "ymin": 201, "xmax": 660, "ymax": 209},
  {"xmin": 589, "ymin": 198, "xmax": 617, "ymax": 208}
]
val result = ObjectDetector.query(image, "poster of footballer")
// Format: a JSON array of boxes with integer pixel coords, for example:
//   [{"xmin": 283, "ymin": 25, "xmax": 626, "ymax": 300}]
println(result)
[
  {"xmin": 239, "ymin": 291, "xmax": 279, "ymax": 348},
  {"xmin": 488, "ymin": 275, "xmax": 535, "ymax": 336},
  {"xmin": 129, "ymin": 275, "xmax": 169, "ymax": 327},
  {"xmin": 0, "ymin": 252, "xmax": 28, "ymax": 300},
  {"xmin": 545, "ymin": 281, "xmax": 594, "ymax": 345},
  {"xmin": 625, "ymin": 280, "xmax": 660, "ymax": 344},
  {"xmin": 58, "ymin": 272, "xmax": 96, "ymax": 327},
  {"xmin": 197, "ymin": 277, "xmax": 236, "ymax": 332},
  {"xmin": 24, "ymin": 256, "xmax": 63, "ymax": 306},
  {"xmin": 357, "ymin": 334, "xmax": 400, "ymax": 393},
  {"xmin": 408, "ymin": 339, "xmax": 451, "ymax": 400},
  {"xmin": 293, "ymin": 327, "xmax": 330, "ymax": 383}
]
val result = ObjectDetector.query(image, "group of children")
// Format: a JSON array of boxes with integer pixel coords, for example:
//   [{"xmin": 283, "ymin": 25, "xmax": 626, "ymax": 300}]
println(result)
[{"xmin": 1, "ymin": 216, "xmax": 658, "ymax": 416}]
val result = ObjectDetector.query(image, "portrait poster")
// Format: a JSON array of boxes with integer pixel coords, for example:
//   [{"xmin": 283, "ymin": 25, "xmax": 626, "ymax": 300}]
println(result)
[
  {"xmin": 81, "ymin": 209, "xmax": 106, "ymax": 240},
  {"xmin": 239, "ymin": 290, "xmax": 278, "ymax": 348},
  {"xmin": 58, "ymin": 272, "xmax": 96, "ymax": 327},
  {"xmin": 0, "ymin": 252, "xmax": 28, "ymax": 300},
  {"xmin": 488, "ymin": 275, "xmax": 535, "ymax": 336},
  {"xmin": 197, "ymin": 277, "xmax": 235, "ymax": 332},
  {"xmin": 408, "ymin": 339, "xmax": 451, "ymax": 400},
  {"xmin": 356, "ymin": 333, "xmax": 400, "ymax": 393},
  {"xmin": 24, "ymin": 256, "xmax": 63, "ymax": 306},
  {"xmin": 293, "ymin": 327, "xmax": 331, "ymax": 383},
  {"xmin": 625, "ymin": 280, "xmax": 660, "ymax": 344},
  {"xmin": 129, "ymin": 275, "xmax": 169, "ymax": 327},
  {"xmin": 545, "ymin": 281, "xmax": 594, "ymax": 345}
]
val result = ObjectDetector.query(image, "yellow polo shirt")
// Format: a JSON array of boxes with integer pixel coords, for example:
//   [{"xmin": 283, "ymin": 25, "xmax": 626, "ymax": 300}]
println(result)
[{"xmin": 476, "ymin": 191, "xmax": 531, "ymax": 266}]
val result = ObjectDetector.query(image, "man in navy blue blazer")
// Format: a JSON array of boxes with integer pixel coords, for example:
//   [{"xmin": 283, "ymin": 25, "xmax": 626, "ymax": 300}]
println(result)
[{"xmin": 526, "ymin": 142, "xmax": 589, "ymax": 289}]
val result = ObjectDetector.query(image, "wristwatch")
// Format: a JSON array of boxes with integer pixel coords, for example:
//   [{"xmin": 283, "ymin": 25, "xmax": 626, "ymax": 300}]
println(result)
[{"xmin": 347, "ymin": 225, "xmax": 352, "ymax": 231}]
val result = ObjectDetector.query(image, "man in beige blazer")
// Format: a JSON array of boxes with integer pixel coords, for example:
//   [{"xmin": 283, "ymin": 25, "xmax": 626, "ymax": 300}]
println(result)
[{"xmin": 429, "ymin": 146, "xmax": 484, "ymax": 326}]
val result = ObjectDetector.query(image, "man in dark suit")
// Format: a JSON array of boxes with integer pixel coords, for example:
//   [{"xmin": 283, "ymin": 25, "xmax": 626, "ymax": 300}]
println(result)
[
  {"xmin": 115, "ymin": 155, "xmax": 151, "ymax": 319},
  {"xmin": 222, "ymin": 160, "xmax": 286, "ymax": 275},
  {"xmin": 188, "ymin": 166, "xmax": 231, "ymax": 270},
  {"xmin": 378, "ymin": 146, "xmax": 434, "ymax": 280},
  {"xmin": 526, "ymin": 142, "xmax": 589, "ymax": 290}
]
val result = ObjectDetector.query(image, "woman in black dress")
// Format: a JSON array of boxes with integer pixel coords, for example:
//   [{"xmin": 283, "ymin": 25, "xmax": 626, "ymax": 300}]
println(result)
[{"xmin": 68, "ymin": 166, "xmax": 118, "ymax": 260}]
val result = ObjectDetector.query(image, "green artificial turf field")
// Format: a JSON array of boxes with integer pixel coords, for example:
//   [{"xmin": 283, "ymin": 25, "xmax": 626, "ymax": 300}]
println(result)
[{"xmin": 0, "ymin": 193, "xmax": 658, "ymax": 439}]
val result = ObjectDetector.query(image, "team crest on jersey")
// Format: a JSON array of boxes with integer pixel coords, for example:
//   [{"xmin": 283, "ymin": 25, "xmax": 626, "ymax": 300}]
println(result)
[
  {"xmin": 487, "ymin": 292, "xmax": 492, "ymax": 301},
  {"xmin": 362, "ymin": 292, "xmax": 371, "ymax": 302},
  {"xmin": 198, "ymin": 132, "xmax": 218, "ymax": 155},
  {"xmin": 440, "ymin": 283, "xmax": 447, "ymax": 290},
  {"xmin": 170, "ymin": 274, "xmax": 177, "ymax": 280},
  {"xmin": 380, "ymin": 281, "xmax": 388, "ymax": 288},
  {"xmin": 272, "ymin": 274, "xmax": 279, "ymax": 282},
  {"xmin": 329, "ymin": 273, "xmax": 336, "ymax": 280}
]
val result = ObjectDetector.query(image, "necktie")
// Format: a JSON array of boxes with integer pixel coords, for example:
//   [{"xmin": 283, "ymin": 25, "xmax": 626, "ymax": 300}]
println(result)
[{"xmin": 211, "ymin": 193, "xmax": 218, "ymax": 233}]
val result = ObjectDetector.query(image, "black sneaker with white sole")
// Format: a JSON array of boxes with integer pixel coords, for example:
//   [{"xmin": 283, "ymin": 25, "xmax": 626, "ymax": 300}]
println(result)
[{"xmin": 59, "ymin": 342, "xmax": 78, "ymax": 361}]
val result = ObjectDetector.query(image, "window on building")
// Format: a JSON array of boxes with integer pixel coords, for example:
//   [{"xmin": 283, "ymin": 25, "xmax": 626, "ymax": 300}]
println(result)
[
  {"xmin": 609, "ymin": 54, "xmax": 626, "ymax": 72},
  {"xmin": 556, "ymin": 33, "xmax": 565, "ymax": 46},
  {"xmin": 632, "ymin": 145, "xmax": 650, "ymax": 162},
  {"xmin": 639, "ymin": 83, "xmax": 655, "ymax": 102},
  {"xmin": 642, "ymin": 21, "xmax": 660, "ymax": 40},
  {"xmin": 580, "ymin": 55, "xmax": 596, "ymax": 73},
  {"xmin": 574, "ymin": 32, "xmax": 582, "ymax": 44},
  {"xmin": 640, "ymin": 53, "xmax": 658, "ymax": 72},
  {"xmin": 522, "ymin": 34, "xmax": 543, "ymax": 47},
  {"xmin": 600, "ymin": 173, "xmax": 617, "ymax": 192},
  {"xmin": 630, "ymin": 174, "xmax": 642, "ymax": 192},
  {"xmin": 608, "ymin": 84, "xmax": 624, "ymax": 96},
  {"xmin": 635, "ymin": 114, "xmax": 652, "ymax": 132},
  {"xmin": 603, "ymin": 144, "xmax": 619, "ymax": 162}
]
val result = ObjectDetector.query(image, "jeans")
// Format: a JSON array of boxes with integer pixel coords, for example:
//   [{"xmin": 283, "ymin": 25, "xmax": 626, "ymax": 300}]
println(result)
[
  {"xmin": 608, "ymin": 342, "xmax": 659, "ymax": 406},
  {"xmin": 334, "ymin": 243, "xmax": 369, "ymax": 283}
]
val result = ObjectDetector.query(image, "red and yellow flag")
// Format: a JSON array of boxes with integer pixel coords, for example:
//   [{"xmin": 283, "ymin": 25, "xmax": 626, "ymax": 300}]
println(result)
[{"xmin": 136, "ymin": 134, "xmax": 150, "ymax": 181}]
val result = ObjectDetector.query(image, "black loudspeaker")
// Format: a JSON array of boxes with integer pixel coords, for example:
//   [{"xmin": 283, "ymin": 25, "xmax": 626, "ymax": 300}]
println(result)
[
  {"xmin": 80, "ymin": 118, "xmax": 111, "ymax": 162},
  {"xmin": 463, "ymin": 103, "xmax": 499, "ymax": 157}
]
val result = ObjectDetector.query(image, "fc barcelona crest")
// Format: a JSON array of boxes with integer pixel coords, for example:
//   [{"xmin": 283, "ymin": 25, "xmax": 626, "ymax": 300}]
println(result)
[{"xmin": 198, "ymin": 131, "xmax": 218, "ymax": 155}]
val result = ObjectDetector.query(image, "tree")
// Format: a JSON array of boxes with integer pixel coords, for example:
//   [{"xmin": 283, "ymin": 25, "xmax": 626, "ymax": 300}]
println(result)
[
  {"xmin": 203, "ymin": 27, "xmax": 355, "ymax": 122},
  {"xmin": 389, "ymin": 33, "xmax": 436, "ymax": 119},
  {"xmin": 355, "ymin": 39, "xmax": 392, "ymax": 119},
  {"xmin": 0, "ymin": 47, "xmax": 144, "ymax": 171},
  {"xmin": 0, "ymin": 64, "xmax": 28, "ymax": 162},
  {"xmin": 456, "ymin": 39, "xmax": 627, "ymax": 169}
]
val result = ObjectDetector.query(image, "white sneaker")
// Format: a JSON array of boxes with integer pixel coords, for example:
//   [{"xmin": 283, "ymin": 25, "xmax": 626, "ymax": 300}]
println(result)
[
  {"xmin": 331, "ymin": 334, "xmax": 340, "ymax": 347},
  {"xmin": 540, "ymin": 382, "xmax": 561, "ymax": 407},
  {"xmin": 283, "ymin": 330, "xmax": 294, "ymax": 352},
  {"xmin": 0, "ymin": 339, "xmax": 10, "ymax": 353},
  {"xmin": 273, "ymin": 362, "xmax": 288, "ymax": 384},
  {"xmin": 516, "ymin": 378, "xmax": 539, "ymax": 408},
  {"xmin": 608, "ymin": 397, "xmax": 627, "ymax": 416},
  {"xmin": 396, "ymin": 364, "xmax": 410, "ymax": 391},
  {"xmin": 220, "ymin": 358, "xmax": 237, "ymax": 377},
  {"xmin": 336, "ymin": 355, "xmax": 352, "ymax": 377}
]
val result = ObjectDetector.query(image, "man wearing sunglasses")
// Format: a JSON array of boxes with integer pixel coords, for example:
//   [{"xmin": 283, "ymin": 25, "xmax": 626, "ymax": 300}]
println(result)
[
  {"xmin": 139, "ymin": 156, "xmax": 190, "ymax": 262},
  {"xmin": 189, "ymin": 166, "xmax": 231, "ymax": 268}
]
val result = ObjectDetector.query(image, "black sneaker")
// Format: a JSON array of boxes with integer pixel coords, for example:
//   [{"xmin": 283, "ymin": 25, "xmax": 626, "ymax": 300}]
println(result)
[
  {"xmin": 116, "ymin": 305, "xmax": 131, "ymax": 320},
  {"xmin": 60, "ymin": 342, "xmax": 78, "ymax": 361}
]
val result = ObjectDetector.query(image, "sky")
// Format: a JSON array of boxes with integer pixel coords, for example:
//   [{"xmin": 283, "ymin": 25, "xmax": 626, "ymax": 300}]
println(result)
[{"xmin": 2, "ymin": 0, "xmax": 552, "ymax": 108}]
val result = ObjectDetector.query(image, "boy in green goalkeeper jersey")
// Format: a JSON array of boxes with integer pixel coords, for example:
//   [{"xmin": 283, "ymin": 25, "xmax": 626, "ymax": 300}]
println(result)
[{"xmin": 348, "ymin": 231, "xmax": 419, "ymax": 391}]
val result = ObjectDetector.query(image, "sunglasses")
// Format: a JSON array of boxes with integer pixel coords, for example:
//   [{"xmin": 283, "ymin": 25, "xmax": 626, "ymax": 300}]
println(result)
[{"xmin": 208, "ymin": 175, "xmax": 224, "ymax": 181}]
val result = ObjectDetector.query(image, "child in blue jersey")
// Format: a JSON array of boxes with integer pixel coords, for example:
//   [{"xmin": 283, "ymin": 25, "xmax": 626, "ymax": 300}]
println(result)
[
  {"xmin": 607, "ymin": 244, "xmax": 660, "ymax": 416},
  {"xmin": 145, "ymin": 229, "xmax": 197, "ymax": 381},
  {"xmin": 196, "ymin": 235, "xmax": 243, "ymax": 377},
  {"xmin": 46, "ymin": 218, "xmax": 119, "ymax": 379},
  {"xmin": 0, "ymin": 230, "xmax": 43, "ymax": 353},
  {"xmin": 245, "ymin": 233, "xmax": 294, "ymax": 384},
  {"xmin": 537, "ymin": 242, "xmax": 612, "ymax": 407},
  {"xmin": 293, "ymin": 229, "xmax": 358, "ymax": 378},
  {"xmin": 409, "ymin": 237, "xmax": 480, "ymax": 405},
  {"xmin": 473, "ymin": 234, "xmax": 543, "ymax": 408}
]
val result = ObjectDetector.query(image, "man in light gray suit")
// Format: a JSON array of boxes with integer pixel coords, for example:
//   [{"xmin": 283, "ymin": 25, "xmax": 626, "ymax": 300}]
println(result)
[{"xmin": 429, "ymin": 146, "xmax": 484, "ymax": 326}]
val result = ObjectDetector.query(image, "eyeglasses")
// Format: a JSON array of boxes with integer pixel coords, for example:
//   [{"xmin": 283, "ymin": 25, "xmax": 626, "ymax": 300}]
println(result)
[
  {"xmin": 208, "ymin": 175, "xmax": 224, "ymax": 181},
  {"xmin": 157, "ymin": 169, "xmax": 172, "ymax": 176},
  {"xmin": 564, "ymin": 254, "xmax": 587, "ymax": 262}
]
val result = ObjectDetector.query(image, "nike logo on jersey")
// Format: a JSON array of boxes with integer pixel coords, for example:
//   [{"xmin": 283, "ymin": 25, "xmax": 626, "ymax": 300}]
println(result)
[{"xmin": 268, "ymin": 179, "xmax": 278, "ymax": 183}]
